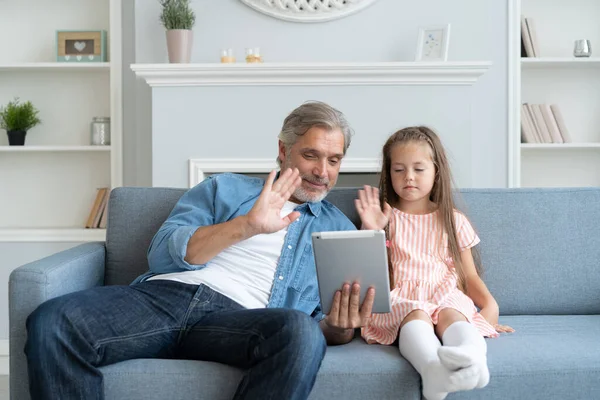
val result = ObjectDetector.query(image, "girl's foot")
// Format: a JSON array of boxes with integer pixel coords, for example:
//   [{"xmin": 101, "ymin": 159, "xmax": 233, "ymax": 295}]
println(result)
[
  {"xmin": 438, "ymin": 346, "xmax": 490, "ymax": 388},
  {"xmin": 421, "ymin": 361, "xmax": 479, "ymax": 400}
]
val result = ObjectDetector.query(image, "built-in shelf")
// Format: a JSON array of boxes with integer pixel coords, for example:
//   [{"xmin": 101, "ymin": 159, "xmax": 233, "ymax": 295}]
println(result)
[
  {"xmin": 0, "ymin": 145, "xmax": 111, "ymax": 152},
  {"xmin": 0, "ymin": 228, "xmax": 106, "ymax": 242},
  {"xmin": 521, "ymin": 57, "xmax": 600, "ymax": 69},
  {"xmin": 0, "ymin": 62, "xmax": 110, "ymax": 72},
  {"xmin": 521, "ymin": 143, "xmax": 600, "ymax": 149},
  {"xmin": 131, "ymin": 61, "xmax": 493, "ymax": 87}
]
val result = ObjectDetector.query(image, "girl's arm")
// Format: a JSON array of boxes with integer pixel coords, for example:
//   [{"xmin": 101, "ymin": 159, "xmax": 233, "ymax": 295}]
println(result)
[{"xmin": 460, "ymin": 247, "xmax": 515, "ymax": 333}]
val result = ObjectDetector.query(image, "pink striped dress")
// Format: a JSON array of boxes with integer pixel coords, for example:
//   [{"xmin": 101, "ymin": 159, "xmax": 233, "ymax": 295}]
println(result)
[{"xmin": 362, "ymin": 207, "xmax": 499, "ymax": 345}]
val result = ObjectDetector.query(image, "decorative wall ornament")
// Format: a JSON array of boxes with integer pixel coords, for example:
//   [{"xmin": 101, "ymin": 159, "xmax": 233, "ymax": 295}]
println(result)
[{"xmin": 239, "ymin": 0, "xmax": 379, "ymax": 23}]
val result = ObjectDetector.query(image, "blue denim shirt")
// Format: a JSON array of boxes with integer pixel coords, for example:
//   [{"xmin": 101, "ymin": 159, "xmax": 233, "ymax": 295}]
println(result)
[{"xmin": 133, "ymin": 173, "xmax": 356, "ymax": 321}]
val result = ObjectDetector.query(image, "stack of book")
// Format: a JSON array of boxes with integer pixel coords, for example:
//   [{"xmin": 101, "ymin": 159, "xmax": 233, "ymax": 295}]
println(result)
[
  {"xmin": 86, "ymin": 187, "xmax": 110, "ymax": 229},
  {"xmin": 521, "ymin": 103, "xmax": 572, "ymax": 144},
  {"xmin": 521, "ymin": 15, "xmax": 540, "ymax": 57}
]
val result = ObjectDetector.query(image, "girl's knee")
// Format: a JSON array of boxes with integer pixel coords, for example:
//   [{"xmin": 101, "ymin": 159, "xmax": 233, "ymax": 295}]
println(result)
[
  {"xmin": 401, "ymin": 310, "xmax": 431, "ymax": 329},
  {"xmin": 437, "ymin": 308, "xmax": 467, "ymax": 325}
]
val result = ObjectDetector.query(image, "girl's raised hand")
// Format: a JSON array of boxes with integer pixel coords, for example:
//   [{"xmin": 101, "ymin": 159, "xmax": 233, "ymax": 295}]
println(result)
[{"xmin": 355, "ymin": 185, "xmax": 392, "ymax": 231}]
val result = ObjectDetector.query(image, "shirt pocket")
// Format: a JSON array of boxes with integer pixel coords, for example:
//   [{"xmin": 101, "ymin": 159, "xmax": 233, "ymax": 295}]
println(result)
[{"xmin": 290, "ymin": 244, "xmax": 320, "ymax": 301}]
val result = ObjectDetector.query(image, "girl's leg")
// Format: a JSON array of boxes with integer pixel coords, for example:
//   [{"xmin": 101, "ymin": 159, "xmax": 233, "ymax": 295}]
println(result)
[
  {"xmin": 435, "ymin": 308, "xmax": 490, "ymax": 388},
  {"xmin": 398, "ymin": 310, "xmax": 479, "ymax": 400}
]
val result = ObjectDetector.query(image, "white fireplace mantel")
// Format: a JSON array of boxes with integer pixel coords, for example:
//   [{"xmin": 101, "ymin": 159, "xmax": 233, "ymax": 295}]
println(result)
[
  {"xmin": 134, "ymin": 61, "xmax": 492, "ymax": 188},
  {"xmin": 131, "ymin": 61, "xmax": 492, "ymax": 87}
]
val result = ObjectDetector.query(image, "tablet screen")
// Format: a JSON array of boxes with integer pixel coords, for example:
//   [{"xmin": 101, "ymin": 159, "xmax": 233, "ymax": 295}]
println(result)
[{"xmin": 312, "ymin": 230, "xmax": 391, "ymax": 314}]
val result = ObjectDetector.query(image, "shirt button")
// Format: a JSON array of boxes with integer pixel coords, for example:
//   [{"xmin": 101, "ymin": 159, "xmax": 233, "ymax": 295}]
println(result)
[
  {"xmin": 287, "ymin": 245, "xmax": 292, "ymax": 249},
  {"xmin": 279, "ymin": 276, "xmax": 284, "ymax": 280}
]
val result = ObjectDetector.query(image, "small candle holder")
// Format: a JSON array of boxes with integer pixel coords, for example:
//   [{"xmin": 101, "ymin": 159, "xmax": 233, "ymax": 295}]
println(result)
[
  {"xmin": 220, "ymin": 48, "xmax": 235, "ymax": 63},
  {"xmin": 245, "ymin": 47, "xmax": 263, "ymax": 63}
]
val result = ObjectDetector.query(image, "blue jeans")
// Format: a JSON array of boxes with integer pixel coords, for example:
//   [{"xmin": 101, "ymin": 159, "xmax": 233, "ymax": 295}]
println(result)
[{"xmin": 25, "ymin": 280, "xmax": 327, "ymax": 400}]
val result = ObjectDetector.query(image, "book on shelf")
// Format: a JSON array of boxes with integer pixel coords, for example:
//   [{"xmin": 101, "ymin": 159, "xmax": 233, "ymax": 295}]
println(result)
[
  {"xmin": 550, "ymin": 104, "xmax": 572, "ymax": 143},
  {"xmin": 540, "ymin": 104, "xmax": 563, "ymax": 143},
  {"xmin": 523, "ymin": 104, "xmax": 543, "ymax": 143},
  {"xmin": 521, "ymin": 16, "xmax": 540, "ymax": 58},
  {"xmin": 531, "ymin": 104, "xmax": 553, "ymax": 143},
  {"xmin": 86, "ymin": 187, "xmax": 110, "ymax": 229},
  {"xmin": 521, "ymin": 103, "xmax": 571, "ymax": 144},
  {"xmin": 520, "ymin": 104, "xmax": 537, "ymax": 143}
]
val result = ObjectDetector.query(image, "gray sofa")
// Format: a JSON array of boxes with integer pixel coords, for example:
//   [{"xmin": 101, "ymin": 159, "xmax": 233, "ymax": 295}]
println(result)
[{"xmin": 9, "ymin": 186, "xmax": 600, "ymax": 400}]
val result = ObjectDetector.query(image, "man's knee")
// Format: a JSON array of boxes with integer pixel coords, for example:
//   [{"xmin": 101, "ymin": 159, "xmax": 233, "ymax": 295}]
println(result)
[
  {"xmin": 278, "ymin": 310, "xmax": 326, "ymax": 359},
  {"xmin": 26, "ymin": 296, "xmax": 77, "ymax": 350}
]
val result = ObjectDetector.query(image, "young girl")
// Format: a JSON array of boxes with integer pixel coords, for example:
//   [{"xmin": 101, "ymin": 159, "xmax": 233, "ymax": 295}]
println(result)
[{"xmin": 355, "ymin": 126, "xmax": 513, "ymax": 400}]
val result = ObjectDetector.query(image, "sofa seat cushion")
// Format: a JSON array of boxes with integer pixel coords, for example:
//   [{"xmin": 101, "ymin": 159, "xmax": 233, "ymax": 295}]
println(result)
[
  {"xmin": 455, "ymin": 315, "xmax": 600, "ymax": 399},
  {"xmin": 101, "ymin": 335, "xmax": 421, "ymax": 400},
  {"xmin": 101, "ymin": 315, "xmax": 600, "ymax": 400}
]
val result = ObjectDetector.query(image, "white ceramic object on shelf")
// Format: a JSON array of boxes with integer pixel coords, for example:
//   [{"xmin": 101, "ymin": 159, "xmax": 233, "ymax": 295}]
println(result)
[{"xmin": 239, "ymin": 0, "xmax": 379, "ymax": 23}]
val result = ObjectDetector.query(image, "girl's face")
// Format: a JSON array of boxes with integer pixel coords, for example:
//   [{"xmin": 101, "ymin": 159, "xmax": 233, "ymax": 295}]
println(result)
[{"xmin": 389, "ymin": 141, "xmax": 436, "ymax": 208}]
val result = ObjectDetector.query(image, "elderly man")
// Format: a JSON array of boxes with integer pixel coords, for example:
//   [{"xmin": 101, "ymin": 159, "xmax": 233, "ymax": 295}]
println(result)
[{"xmin": 25, "ymin": 101, "xmax": 375, "ymax": 400}]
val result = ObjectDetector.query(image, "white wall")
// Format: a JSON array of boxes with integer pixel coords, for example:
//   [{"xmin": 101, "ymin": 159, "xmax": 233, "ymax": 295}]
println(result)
[{"xmin": 127, "ymin": 0, "xmax": 509, "ymax": 188}]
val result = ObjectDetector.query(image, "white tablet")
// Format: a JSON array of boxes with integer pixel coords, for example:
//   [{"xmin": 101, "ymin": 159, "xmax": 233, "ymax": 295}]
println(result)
[{"xmin": 311, "ymin": 230, "xmax": 391, "ymax": 315}]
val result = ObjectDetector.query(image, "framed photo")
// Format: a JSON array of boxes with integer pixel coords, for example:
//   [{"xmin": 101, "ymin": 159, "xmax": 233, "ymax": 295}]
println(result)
[
  {"xmin": 56, "ymin": 30, "xmax": 107, "ymax": 62},
  {"xmin": 415, "ymin": 24, "xmax": 451, "ymax": 62}
]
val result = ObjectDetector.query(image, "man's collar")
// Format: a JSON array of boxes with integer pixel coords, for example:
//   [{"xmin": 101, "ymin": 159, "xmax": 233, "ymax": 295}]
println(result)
[{"xmin": 307, "ymin": 201, "xmax": 322, "ymax": 217}]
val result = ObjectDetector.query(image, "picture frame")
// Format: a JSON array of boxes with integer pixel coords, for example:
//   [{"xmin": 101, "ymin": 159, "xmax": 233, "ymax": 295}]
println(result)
[
  {"xmin": 415, "ymin": 24, "xmax": 451, "ymax": 62},
  {"xmin": 56, "ymin": 30, "xmax": 107, "ymax": 62}
]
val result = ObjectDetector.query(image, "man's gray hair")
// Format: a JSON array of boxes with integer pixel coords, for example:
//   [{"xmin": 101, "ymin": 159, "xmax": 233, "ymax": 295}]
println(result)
[{"xmin": 277, "ymin": 101, "xmax": 354, "ymax": 167}]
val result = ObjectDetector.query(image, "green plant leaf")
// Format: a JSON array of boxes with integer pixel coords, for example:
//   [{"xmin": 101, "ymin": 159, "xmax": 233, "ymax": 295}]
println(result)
[
  {"xmin": 0, "ymin": 97, "xmax": 42, "ymax": 132},
  {"xmin": 159, "ymin": 0, "xmax": 196, "ymax": 30}
]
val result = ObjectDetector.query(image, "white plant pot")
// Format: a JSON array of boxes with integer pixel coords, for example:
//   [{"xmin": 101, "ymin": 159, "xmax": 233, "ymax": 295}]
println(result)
[{"xmin": 166, "ymin": 29, "xmax": 193, "ymax": 63}]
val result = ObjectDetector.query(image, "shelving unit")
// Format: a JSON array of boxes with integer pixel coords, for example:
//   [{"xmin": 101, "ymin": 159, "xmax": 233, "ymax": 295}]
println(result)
[
  {"xmin": 0, "ymin": 63, "xmax": 110, "ymax": 72},
  {"xmin": 0, "ymin": 0, "xmax": 121, "ymax": 242},
  {"xmin": 0, "ymin": 228, "xmax": 106, "ymax": 243},
  {"xmin": 509, "ymin": 0, "xmax": 600, "ymax": 187},
  {"xmin": 521, "ymin": 57, "xmax": 600, "ymax": 69},
  {"xmin": 0, "ymin": 146, "xmax": 111, "ymax": 152}
]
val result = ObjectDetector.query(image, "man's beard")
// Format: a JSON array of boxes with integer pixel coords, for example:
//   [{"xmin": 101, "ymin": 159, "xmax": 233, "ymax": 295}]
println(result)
[{"xmin": 283, "ymin": 161, "xmax": 331, "ymax": 203}]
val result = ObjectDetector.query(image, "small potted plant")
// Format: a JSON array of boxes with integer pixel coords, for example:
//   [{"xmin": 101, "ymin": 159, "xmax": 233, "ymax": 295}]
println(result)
[
  {"xmin": 0, "ymin": 98, "xmax": 41, "ymax": 146},
  {"xmin": 159, "ymin": 0, "xmax": 196, "ymax": 63}
]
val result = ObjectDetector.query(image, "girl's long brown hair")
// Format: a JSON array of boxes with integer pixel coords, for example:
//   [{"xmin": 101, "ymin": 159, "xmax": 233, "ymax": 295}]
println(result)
[{"xmin": 379, "ymin": 126, "xmax": 481, "ymax": 292}]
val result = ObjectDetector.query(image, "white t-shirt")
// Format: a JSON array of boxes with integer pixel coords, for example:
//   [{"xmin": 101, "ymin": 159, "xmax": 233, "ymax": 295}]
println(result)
[{"xmin": 148, "ymin": 201, "xmax": 298, "ymax": 309}]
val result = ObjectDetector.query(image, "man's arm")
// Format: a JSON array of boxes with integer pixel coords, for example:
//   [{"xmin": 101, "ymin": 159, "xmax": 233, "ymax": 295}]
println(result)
[
  {"xmin": 319, "ymin": 283, "xmax": 375, "ymax": 345},
  {"xmin": 185, "ymin": 168, "xmax": 302, "ymax": 265},
  {"xmin": 185, "ymin": 215, "xmax": 255, "ymax": 265}
]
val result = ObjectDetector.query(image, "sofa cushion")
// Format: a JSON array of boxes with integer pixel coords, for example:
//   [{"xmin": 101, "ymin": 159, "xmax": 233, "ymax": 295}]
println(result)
[
  {"xmin": 105, "ymin": 187, "xmax": 186, "ymax": 285},
  {"xmin": 454, "ymin": 315, "xmax": 600, "ymax": 399},
  {"xmin": 101, "ymin": 315, "xmax": 600, "ymax": 400},
  {"xmin": 106, "ymin": 187, "xmax": 600, "ymax": 315},
  {"xmin": 101, "ymin": 336, "xmax": 421, "ymax": 400},
  {"xmin": 457, "ymin": 188, "xmax": 600, "ymax": 315}
]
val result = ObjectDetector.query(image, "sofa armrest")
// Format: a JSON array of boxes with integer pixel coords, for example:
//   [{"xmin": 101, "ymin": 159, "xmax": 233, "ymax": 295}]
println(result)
[{"xmin": 9, "ymin": 242, "xmax": 106, "ymax": 400}]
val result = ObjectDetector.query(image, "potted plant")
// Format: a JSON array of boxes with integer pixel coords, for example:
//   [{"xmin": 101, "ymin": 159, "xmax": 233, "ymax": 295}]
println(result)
[
  {"xmin": 0, "ymin": 98, "xmax": 41, "ymax": 146},
  {"xmin": 159, "ymin": 0, "xmax": 196, "ymax": 63}
]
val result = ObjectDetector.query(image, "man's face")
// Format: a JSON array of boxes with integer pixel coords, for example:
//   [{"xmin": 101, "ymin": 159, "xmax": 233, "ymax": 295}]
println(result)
[{"xmin": 279, "ymin": 126, "xmax": 345, "ymax": 203}]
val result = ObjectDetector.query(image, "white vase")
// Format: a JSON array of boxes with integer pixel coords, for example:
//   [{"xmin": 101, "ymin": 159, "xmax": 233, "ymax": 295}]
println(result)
[{"xmin": 166, "ymin": 29, "xmax": 193, "ymax": 63}]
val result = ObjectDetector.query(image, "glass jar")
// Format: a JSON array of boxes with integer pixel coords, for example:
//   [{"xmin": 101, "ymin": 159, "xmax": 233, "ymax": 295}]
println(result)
[
  {"xmin": 245, "ymin": 48, "xmax": 255, "ymax": 63},
  {"xmin": 91, "ymin": 117, "xmax": 111, "ymax": 145},
  {"xmin": 220, "ymin": 48, "xmax": 235, "ymax": 63}
]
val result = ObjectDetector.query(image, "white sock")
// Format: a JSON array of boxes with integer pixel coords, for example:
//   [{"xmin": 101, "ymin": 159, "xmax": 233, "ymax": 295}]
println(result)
[
  {"xmin": 438, "ymin": 321, "xmax": 490, "ymax": 388},
  {"xmin": 399, "ymin": 320, "xmax": 479, "ymax": 400}
]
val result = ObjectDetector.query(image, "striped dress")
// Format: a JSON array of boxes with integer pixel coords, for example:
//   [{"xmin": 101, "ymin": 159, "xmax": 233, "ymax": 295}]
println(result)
[{"xmin": 361, "ymin": 207, "xmax": 499, "ymax": 345}]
